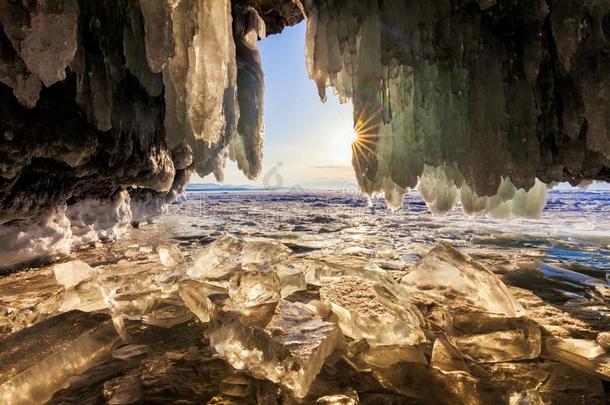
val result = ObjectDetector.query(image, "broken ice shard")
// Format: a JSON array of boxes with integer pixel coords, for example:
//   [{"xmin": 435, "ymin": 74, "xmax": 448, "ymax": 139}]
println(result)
[
  {"xmin": 544, "ymin": 337, "xmax": 610, "ymax": 381},
  {"xmin": 372, "ymin": 361, "xmax": 500, "ymax": 404},
  {"xmin": 156, "ymin": 244, "xmax": 185, "ymax": 268},
  {"xmin": 430, "ymin": 338, "xmax": 468, "ymax": 373},
  {"xmin": 275, "ymin": 264, "xmax": 307, "ymax": 298},
  {"xmin": 444, "ymin": 312, "xmax": 541, "ymax": 363},
  {"xmin": 316, "ymin": 392, "xmax": 359, "ymax": 405},
  {"xmin": 187, "ymin": 234, "xmax": 291, "ymax": 280},
  {"xmin": 141, "ymin": 297, "xmax": 193, "ymax": 329},
  {"xmin": 319, "ymin": 275, "xmax": 424, "ymax": 347},
  {"xmin": 346, "ymin": 339, "xmax": 427, "ymax": 369},
  {"xmin": 538, "ymin": 364, "xmax": 606, "ymax": 404},
  {"xmin": 597, "ymin": 332, "xmax": 610, "ymax": 349},
  {"xmin": 53, "ymin": 260, "xmax": 96, "ymax": 289},
  {"xmin": 24, "ymin": 279, "xmax": 107, "ymax": 328},
  {"xmin": 226, "ymin": 264, "xmax": 281, "ymax": 327},
  {"xmin": 401, "ymin": 243, "xmax": 525, "ymax": 317},
  {"xmin": 178, "ymin": 279, "xmax": 226, "ymax": 324},
  {"xmin": 210, "ymin": 300, "xmax": 340, "ymax": 398},
  {"xmin": 0, "ymin": 310, "xmax": 120, "ymax": 405}
]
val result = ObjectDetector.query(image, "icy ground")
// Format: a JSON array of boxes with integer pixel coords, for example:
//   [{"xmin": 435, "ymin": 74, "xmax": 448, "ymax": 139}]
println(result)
[
  {"xmin": 0, "ymin": 189, "xmax": 608, "ymax": 404},
  {"xmin": 170, "ymin": 189, "xmax": 610, "ymax": 274}
]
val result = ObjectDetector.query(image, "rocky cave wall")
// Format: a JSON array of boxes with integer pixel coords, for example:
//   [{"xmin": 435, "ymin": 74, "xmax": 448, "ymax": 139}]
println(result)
[{"xmin": 1, "ymin": 0, "xmax": 609, "ymax": 269}]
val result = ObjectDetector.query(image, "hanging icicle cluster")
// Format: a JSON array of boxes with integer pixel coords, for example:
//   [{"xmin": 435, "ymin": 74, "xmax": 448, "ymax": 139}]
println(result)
[{"xmin": 301, "ymin": 0, "xmax": 610, "ymax": 217}]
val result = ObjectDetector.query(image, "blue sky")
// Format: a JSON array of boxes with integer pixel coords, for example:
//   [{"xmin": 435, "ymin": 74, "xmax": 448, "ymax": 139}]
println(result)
[{"xmin": 193, "ymin": 22, "xmax": 356, "ymax": 189}]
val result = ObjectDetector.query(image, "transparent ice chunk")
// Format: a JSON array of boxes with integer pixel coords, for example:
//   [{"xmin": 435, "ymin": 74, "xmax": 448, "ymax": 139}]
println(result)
[
  {"xmin": 538, "ymin": 364, "xmax": 606, "ymax": 403},
  {"xmin": 187, "ymin": 235, "xmax": 291, "ymax": 280},
  {"xmin": 157, "ymin": 245, "xmax": 185, "ymax": 268},
  {"xmin": 316, "ymin": 392, "xmax": 359, "ymax": 405},
  {"xmin": 544, "ymin": 338, "xmax": 610, "ymax": 381},
  {"xmin": 372, "ymin": 362, "xmax": 500, "ymax": 404},
  {"xmin": 178, "ymin": 279, "xmax": 225, "ymax": 324},
  {"xmin": 226, "ymin": 265, "xmax": 281, "ymax": 327},
  {"xmin": 210, "ymin": 300, "xmax": 340, "ymax": 398},
  {"xmin": 445, "ymin": 312, "xmax": 541, "ymax": 363},
  {"xmin": 597, "ymin": 332, "xmax": 610, "ymax": 349},
  {"xmin": 401, "ymin": 243, "xmax": 525, "ymax": 317},
  {"xmin": 0, "ymin": 311, "xmax": 120, "ymax": 405},
  {"xmin": 275, "ymin": 264, "xmax": 307, "ymax": 298},
  {"xmin": 431, "ymin": 338, "xmax": 468, "ymax": 373},
  {"xmin": 319, "ymin": 276, "xmax": 424, "ymax": 347}
]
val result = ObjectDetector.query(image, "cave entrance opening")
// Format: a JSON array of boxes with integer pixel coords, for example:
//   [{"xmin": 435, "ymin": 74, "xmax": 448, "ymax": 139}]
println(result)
[{"xmin": 192, "ymin": 22, "xmax": 357, "ymax": 191}]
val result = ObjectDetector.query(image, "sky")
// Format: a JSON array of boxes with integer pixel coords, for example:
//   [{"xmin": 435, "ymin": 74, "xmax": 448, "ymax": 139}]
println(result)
[{"xmin": 192, "ymin": 22, "xmax": 356, "ymax": 189}]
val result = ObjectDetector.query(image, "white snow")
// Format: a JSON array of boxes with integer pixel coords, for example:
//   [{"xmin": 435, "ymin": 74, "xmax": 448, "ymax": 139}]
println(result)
[
  {"xmin": 0, "ymin": 205, "xmax": 72, "ymax": 268},
  {"xmin": 67, "ymin": 191, "xmax": 132, "ymax": 247}
]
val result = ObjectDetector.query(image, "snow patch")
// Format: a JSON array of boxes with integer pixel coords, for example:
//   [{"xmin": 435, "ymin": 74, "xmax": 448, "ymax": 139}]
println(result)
[
  {"xmin": 67, "ymin": 191, "xmax": 132, "ymax": 247},
  {"xmin": 0, "ymin": 205, "xmax": 72, "ymax": 268}
]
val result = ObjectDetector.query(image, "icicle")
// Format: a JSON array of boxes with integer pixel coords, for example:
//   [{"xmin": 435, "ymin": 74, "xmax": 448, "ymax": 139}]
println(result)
[
  {"xmin": 186, "ymin": 0, "xmax": 237, "ymax": 146},
  {"xmin": 229, "ymin": 5, "xmax": 266, "ymax": 180},
  {"xmin": 139, "ymin": 0, "xmax": 175, "ymax": 73},
  {"xmin": 300, "ymin": 0, "xmax": 554, "ymax": 218}
]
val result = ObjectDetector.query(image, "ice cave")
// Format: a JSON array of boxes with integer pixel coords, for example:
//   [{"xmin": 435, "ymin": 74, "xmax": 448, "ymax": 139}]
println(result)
[{"xmin": 0, "ymin": 0, "xmax": 609, "ymax": 404}]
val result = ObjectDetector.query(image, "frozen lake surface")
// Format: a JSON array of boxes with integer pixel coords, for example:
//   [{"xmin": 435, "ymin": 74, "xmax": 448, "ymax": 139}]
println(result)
[
  {"xmin": 171, "ymin": 189, "xmax": 610, "ymax": 274},
  {"xmin": 0, "ymin": 189, "xmax": 608, "ymax": 403}
]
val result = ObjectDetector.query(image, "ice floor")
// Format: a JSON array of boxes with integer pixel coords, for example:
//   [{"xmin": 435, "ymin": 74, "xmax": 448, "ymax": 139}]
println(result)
[{"xmin": 0, "ymin": 190, "xmax": 608, "ymax": 404}]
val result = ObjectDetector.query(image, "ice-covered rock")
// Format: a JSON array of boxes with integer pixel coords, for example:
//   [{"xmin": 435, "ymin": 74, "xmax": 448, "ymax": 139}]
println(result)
[
  {"xmin": 401, "ymin": 243, "xmax": 525, "ymax": 317},
  {"xmin": 210, "ymin": 300, "xmax": 340, "ymax": 398},
  {"xmin": 0, "ymin": 0, "xmax": 79, "ymax": 88},
  {"xmin": 138, "ymin": 0, "xmax": 174, "ymax": 74},
  {"xmin": 229, "ymin": 5, "xmax": 266, "ymax": 179},
  {"xmin": 300, "ymin": 0, "xmax": 610, "ymax": 215}
]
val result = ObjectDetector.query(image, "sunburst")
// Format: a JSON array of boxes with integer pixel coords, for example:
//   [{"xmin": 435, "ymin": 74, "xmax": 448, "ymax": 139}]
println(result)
[{"xmin": 350, "ymin": 105, "xmax": 383, "ymax": 172}]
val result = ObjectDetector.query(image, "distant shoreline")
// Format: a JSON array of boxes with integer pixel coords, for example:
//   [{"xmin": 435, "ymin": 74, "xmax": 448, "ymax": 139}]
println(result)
[{"xmin": 185, "ymin": 184, "xmax": 610, "ymax": 194}]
